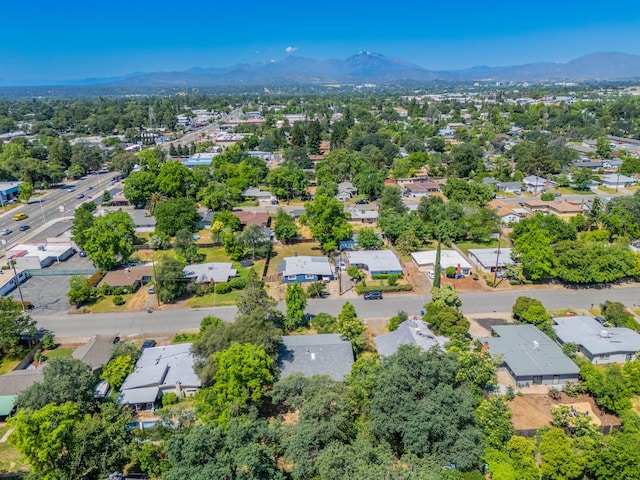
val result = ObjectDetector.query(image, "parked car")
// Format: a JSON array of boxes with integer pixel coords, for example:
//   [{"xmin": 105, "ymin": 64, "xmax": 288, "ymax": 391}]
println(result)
[
  {"xmin": 79, "ymin": 251, "xmax": 86, "ymax": 257},
  {"xmin": 355, "ymin": 199, "xmax": 369, "ymax": 205},
  {"xmin": 19, "ymin": 225, "xmax": 30, "ymax": 231},
  {"xmin": 147, "ymin": 285, "xmax": 155, "ymax": 294},
  {"xmin": 364, "ymin": 291, "xmax": 383, "ymax": 300},
  {"xmin": 112, "ymin": 336, "xmax": 121, "ymax": 344},
  {"xmin": 427, "ymin": 270, "xmax": 435, "ymax": 279},
  {"xmin": 141, "ymin": 339, "xmax": 156, "ymax": 350},
  {"xmin": 595, "ymin": 316, "xmax": 606, "ymax": 325}
]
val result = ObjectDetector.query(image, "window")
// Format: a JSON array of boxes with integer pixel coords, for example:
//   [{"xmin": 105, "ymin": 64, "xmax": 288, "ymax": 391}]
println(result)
[
  {"xmin": 287, "ymin": 275, "xmax": 297, "ymax": 281},
  {"xmin": 600, "ymin": 353, "xmax": 610, "ymax": 360},
  {"xmin": 305, "ymin": 274, "xmax": 315, "ymax": 280}
]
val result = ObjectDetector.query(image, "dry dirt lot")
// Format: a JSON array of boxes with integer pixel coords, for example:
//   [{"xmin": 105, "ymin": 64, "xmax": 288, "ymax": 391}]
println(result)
[{"xmin": 508, "ymin": 392, "xmax": 620, "ymax": 431}]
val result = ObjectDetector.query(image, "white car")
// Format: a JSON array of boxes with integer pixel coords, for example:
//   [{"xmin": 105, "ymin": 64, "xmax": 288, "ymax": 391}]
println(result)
[{"xmin": 427, "ymin": 270, "xmax": 435, "ymax": 279}]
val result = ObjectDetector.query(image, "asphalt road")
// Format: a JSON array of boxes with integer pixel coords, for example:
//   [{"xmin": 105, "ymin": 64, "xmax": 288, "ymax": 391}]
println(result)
[
  {"xmin": 160, "ymin": 108, "xmax": 242, "ymax": 151},
  {"xmin": 32, "ymin": 284, "xmax": 640, "ymax": 339},
  {"xmin": 0, "ymin": 172, "xmax": 120, "ymax": 246}
]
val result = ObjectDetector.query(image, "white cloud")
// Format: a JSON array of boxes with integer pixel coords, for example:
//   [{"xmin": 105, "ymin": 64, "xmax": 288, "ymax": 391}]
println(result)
[{"xmin": 285, "ymin": 46, "xmax": 298, "ymax": 53}]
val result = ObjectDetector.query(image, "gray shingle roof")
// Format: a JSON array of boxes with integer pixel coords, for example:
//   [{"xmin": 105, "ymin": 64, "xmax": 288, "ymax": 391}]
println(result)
[
  {"xmin": 553, "ymin": 316, "xmax": 640, "ymax": 356},
  {"xmin": 480, "ymin": 324, "xmax": 579, "ymax": 378},
  {"xmin": 278, "ymin": 334, "xmax": 354, "ymax": 381},
  {"xmin": 72, "ymin": 335, "xmax": 114, "ymax": 371},
  {"xmin": 0, "ymin": 369, "xmax": 44, "ymax": 396},
  {"xmin": 118, "ymin": 386, "xmax": 160, "ymax": 406},
  {"xmin": 374, "ymin": 319, "xmax": 448, "ymax": 357}
]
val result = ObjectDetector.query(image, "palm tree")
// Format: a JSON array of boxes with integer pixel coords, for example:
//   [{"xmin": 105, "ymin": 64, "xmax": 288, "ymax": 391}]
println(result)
[{"xmin": 148, "ymin": 192, "xmax": 166, "ymax": 214}]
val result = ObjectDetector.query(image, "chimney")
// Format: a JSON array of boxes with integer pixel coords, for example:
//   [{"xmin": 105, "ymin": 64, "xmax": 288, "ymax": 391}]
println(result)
[{"xmin": 481, "ymin": 342, "xmax": 489, "ymax": 353}]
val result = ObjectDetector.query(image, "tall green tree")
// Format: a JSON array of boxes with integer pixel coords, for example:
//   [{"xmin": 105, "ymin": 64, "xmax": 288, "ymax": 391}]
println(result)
[
  {"xmin": 83, "ymin": 210, "xmax": 136, "ymax": 271},
  {"xmin": 285, "ymin": 282, "xmax": 307, "ymax": 332},
  {"xmin": 70, "ymin": 201, "xmax": 96, "ymax": 251},
  {"xmin": 273, "ymin": 208, "xmax": 298, "ymax": 243},
  {"xmin": 0, "ymin": 297, "xmax": 37, "ymax": 357},
  {"xmin": 302, "ymin": 195, "xmax": 352, "ymax": 252},
  {"xmin": 156, "ymin": 254, "xmax": 187, "ymax": 303},
  {"xmin": 154, "ymin": 197, "xmax": 201, "ymax": 237}
]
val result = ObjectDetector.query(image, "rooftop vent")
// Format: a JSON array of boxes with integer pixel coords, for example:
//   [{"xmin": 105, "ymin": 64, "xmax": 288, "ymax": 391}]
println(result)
[
  {"xmin": 600, "ymin": 330, "xmax": 610, "ymax": 338},
  {"xmin": 532, "ymin": 340, "xmax": 540, "ymax": 351}
]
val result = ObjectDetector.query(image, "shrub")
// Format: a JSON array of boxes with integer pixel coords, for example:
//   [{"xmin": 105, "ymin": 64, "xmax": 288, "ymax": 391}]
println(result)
[
  {"xmin": 162, "ymin": 392, "xmax": 179, "ymax": 406},
  {"xmin": 445, "ymin": 266, "xmax": 457, "ymax": 278},
  {"xmin": 387, "ymin": 274, "xmax": 399, "ymax": 286},
  {"xmin": 541, "ymin": 192, "xmax": 555, "ymax": 201},
  {"xmin": 87, "ymin": 270, "xmax": 104, "ymax": 288},
  {"xmin": 356, "ymin": 283, "xmax": 413, "ymax": 294},
  {"xmin": 41, "ymin": 332, "xmax": 56, "ymax": 350},
  {"xmin": 112, "ymin": 295, "xmax": 126, "ymax": 306},
  {"xmin": 509, "ymin": 279, "xmax": 520, "ymax": 286},
  {"xmin": 215, "ymin": 282, "xmax": 233, "ymax": 294},
  {"xmin": 228, "ymin": 277, "xmax": 247, "ymax": 290},
  {"xmin": 485, "ymin": 280, "xmax": 494, "ymax": 287}
]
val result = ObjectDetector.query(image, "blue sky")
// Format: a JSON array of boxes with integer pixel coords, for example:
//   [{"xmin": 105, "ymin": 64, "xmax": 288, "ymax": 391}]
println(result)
[{"xmin": 2, "ymin": 0, "xmax": 640, "ymax": 83}]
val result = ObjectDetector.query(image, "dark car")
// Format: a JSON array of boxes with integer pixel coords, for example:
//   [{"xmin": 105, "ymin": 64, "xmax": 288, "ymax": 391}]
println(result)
[
  {"xmin": 112, "ymin": 336, "xmax": 121, "ymax": 344},
  {"xmin": 355, "ymin": 199, "xmax": 369, "ymax": 205},
  {"xmin": 595, "ymin": 316, "xmax": 606, "ymax": 325},
  {"xmin": 141, "ymin": 339, "xmax": 157, "ymax": 350},
  {"xmin": 364, "ymin": 291, "xmax": 383, "ymax": 300},
  {"xmin": 19, "ymin": 225, "xmax": 30, "ymax": 231}
]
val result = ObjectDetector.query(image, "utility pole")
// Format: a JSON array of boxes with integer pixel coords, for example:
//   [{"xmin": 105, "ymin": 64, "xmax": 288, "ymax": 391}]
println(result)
[
  {"xmin": 152, "ymin": 256, "xmax": 161, "ymax": 307},
  {"xmin": 10, "ymin": 260, "xmax": 26, "ymax": 312}
]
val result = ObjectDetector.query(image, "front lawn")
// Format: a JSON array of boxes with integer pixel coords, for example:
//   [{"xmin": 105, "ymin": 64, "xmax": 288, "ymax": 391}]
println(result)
[
  {"xmin": 43, "ymin": 347, "xmax": 74, "ymax": 360},
  {"xmin": 0, "ymin": 424, "xmax": 30, "ymax": 474},
  {"xmin": 87, "ymin": 294, "xmax": 135, "ymax": 313},
  {"xmin": 0, "ymin": 358, "xmax": 21, "ymax": 376},
  {"xmin": 186, "ymin": 289, "xmax": 243, "ymax": 308}
]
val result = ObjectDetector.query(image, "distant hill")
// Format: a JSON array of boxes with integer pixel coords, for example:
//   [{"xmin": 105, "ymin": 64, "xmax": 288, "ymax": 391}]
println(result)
[{"xmin": 7, "ymin": 51, "xmax": 640, "ymax": 87}]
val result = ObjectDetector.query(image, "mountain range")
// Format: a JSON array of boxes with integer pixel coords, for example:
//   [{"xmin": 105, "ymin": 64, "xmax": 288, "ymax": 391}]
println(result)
[{"xmin": 7, "ymin": 51, "xmax": 640, "ymax": 87}]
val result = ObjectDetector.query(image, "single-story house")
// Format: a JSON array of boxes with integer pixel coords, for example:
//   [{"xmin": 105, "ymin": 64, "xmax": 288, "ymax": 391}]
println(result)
[
  {"xmin": 488, "ymin": 200, "xmax": 528, "ymax": 224},
  {"xmin": 243, "ymin": 187, "xmax": 275, "ymax": 202},
  {"xmin": 183, "ymin": 262, "xmax": 237, "ymax": 284},
  {"xmin": 523, "ymin": 175, "xmax": 556, "ymax": 194},
  {"xmin": 347, "ymin": 208, "xmax": 378, "ymax": 224},
  {"xmin": 337, "ymin": 182, "xmax": 357, "ymax": 197},
  {"xmin": 374, "ymin": 319, "xmax": 448, "ymax": 357},
  {"xmin": 339, "ymin": 232, "xmax": 384, "ymax": 251},
  {"xmin": 346, "ymin": 250, "xmax": 403, "ymax": 275},
  {"xmin": 410, "ymin": 250, "xmax": 472, "ymax": 276},
  {"xmin": 99, "ymin": 265, "xmax": 153, "ymax": 291},
  {"xmin": 232, "ymin": 211, "xmax": 270, "ymax": 228},
  {"xmin": 118, "ymin": 343, "xmax": 201, "ymax": 411},
  {"xmin": 468, "ymin": 248, "xmax": 514, "ymax": 273},
  {"xmin": 495, "ymin": 181, "xmax": 523, "ymax": 194},
  {"xmin": 277, "ymin": 334, "xmax": 355, "ymax": 381},
  {"xmin": 523, "ymin": 200, "xmax": 584, "ymax": 215},
  {"xmin": 7, "ymin": 240, "xmax": 75, "ymax": 269},
  {"xmin": 403, "ymin": 181, "xmax": 440, "ymax": 197},
  {"xmin": 127, "ymin": 210, "xmax": 156, "ymax": 229},
  {"xmin": 602, "ymin": 173, "xmax": 637, "ymax": 188},
  {"xmin": 0, "ymin": 369, "xmax": 44, "ymax": 420},
  {"xmin": 276, "ymin": 256, "xmax": 333, "ymax": 283},
  {"xmin": 480, "ymin": 324, "xmax": 580, "ymax": 389},
  {"xmin": 72, "ymin": 335, "xmax": 115, "ymax": 374},
  {"xmin": 553, "ymin": 316, "xmax": 640, "ymax": 364}
]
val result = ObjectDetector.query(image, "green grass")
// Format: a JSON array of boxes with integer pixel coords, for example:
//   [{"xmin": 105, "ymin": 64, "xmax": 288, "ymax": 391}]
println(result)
[
  {"xmin": 186, "ymin": 289, "xmax": 243, "ymax": 308},
  {"xmin": 455, "ymin": 238, "xmax": 510, "ymax": 255},
  {"xmin": 43, "ymin": 347, "xmax": 74, "ymax": 360},
  {"xmin": 87, "ymin": 294, "xmax": 135, "ymax": 313},
  {"xmin": 598, "ymin": 185, "xmax": 618, "ymax": 194},
  {"xmin": 0, "ymin": 358, "xmax": 21, "ymax": 376},
  {"xmin": 0, "ymin": 425, "xmax": 29, "ymax": 475},
  {"xmin": 553, "ymin": 187, "xmax": 596, "ymax": 195},
  {"xmin": 200, "ymin": 246, "xmax": 232, "ymax": 263}
]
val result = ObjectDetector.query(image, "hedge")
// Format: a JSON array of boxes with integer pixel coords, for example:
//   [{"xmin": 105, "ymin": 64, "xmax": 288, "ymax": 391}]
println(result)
[
  {"xmin": 372, "ymin": 273, "xmax": 404, "ymax": 280},
  {"xmin": 356, "ymin": 283, "xmax": 413, "ymax": 294}
]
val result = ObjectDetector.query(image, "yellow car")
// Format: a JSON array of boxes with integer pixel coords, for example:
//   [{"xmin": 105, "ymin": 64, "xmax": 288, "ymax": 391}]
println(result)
[{"xmin": 13, "ymin": 213, "xmax": 28, "ymax": 221}]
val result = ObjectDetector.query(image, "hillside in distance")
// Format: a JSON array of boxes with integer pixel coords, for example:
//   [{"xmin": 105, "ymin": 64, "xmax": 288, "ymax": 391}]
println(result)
[
  {"xmin": 105, "ymin": 51, "xmax": 640, "ymax": 86},
  {"xmin": 5, "ymin": 51, "xmax": 640, "ymax": 88}
]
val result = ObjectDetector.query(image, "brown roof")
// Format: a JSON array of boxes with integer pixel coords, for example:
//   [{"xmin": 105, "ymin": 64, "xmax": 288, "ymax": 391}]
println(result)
[
  {"xmin": 0, "ymin": 369, "xmax": 44, "ymax": 396},
  {"xmin": 524, "ymin": 200, "xmax": 583, "ymax": 214},
  {"xmin": 232, "ymin": 211, "xmax": 270, "ymax": 227},
  {"xmin": 72, "ymin": 335, "xmax": 114, "ymax": 371},
  {"xmin": 404, "ymin": 181, "xmax": 440, "ymax": 192},
  {"xmin": 99, "ymin": 265, "xmax": 153, "ymax": 288}
]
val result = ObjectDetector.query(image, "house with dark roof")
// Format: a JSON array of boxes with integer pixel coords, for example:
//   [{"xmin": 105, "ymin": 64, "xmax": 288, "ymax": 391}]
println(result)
[
  {"xmin": 480, "ymin": 324, "xmax": 579, "ymax": 389},
  {"xmin": 232, "ymin": 211, "xmax": 270, "ymax": 228},
  {"xmin": 72, "ymin": 336, "xmax": 115, "ymax": 373},
  {"xmin": 0, "ymin": 369, "xmax": 44, "ymax": 420},
  {"xmin": 277, "ymin": 334, "xmax": 354, "ymax": 381},
  {"xmin": 553, "ymin": 316, "xmax": 640, "ymax": 364},
  {"xmin": 374, "ymin": 319, "xmax": 447, "ymax": 357},
  {"xmin": 98, "ymin": 265, "xmax": 153, "ymax": 291},
  {"xmin": 276, "ymin": 256, "xmax": 333, "ymax": 283}
]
